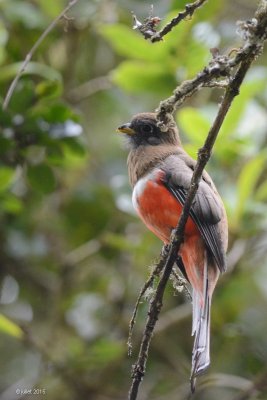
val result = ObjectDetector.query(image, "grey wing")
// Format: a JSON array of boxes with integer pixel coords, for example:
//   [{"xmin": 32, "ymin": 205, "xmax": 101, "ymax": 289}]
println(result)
[{"xmin": 161, "ymin": 155, "xmax": 227, "ymax": 272}]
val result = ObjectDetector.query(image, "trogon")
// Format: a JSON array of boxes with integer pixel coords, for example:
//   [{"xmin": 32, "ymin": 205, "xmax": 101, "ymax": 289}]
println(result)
[{"xmin": 117, "ymin": 112, "xmax": 228, "ymax": 386}]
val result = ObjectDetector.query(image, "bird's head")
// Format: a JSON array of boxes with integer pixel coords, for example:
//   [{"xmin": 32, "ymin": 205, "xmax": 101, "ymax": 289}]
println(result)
[{"xmin": 117, "ymin": 112, "xmax": 180, "ymax": 148}]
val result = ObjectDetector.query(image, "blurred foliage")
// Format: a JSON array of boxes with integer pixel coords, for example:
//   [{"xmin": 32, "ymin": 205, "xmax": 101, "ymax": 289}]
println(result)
[{"xmin": 0, "ymin": 1, "xmax": 267, "ymax": 399}]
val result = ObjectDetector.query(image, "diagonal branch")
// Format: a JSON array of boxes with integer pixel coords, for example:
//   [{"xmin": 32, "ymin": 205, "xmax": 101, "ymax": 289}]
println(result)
[
  {"xmin": 151, "ymin": 0, "xmax": 208, "ymax": 42},
  {"xmin": 156, "ymin": 2, "xmax": 267, "ymax": 129},
  {"xmin": 2, "ymin": 0, "xmax": 79, "ymax": 111},
  {"xmin": 128, "ymin": 1, "xmax": 267, "ymax": 399},
  {"xmin": 132, "ymin": 0, "xmax": 208, "ymax": 42}
]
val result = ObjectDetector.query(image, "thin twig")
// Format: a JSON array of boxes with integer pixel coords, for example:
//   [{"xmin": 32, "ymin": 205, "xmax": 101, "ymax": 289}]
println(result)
[
  {"xmin": 156, "ymin": 8, "xmax": 267, "ymax": 129},
  {"xmin": 156, "ymin": 57, "xmax": 231, "ymax": 129},
  {"xmin": 170, "ymin": 267, "xmax": 191, "ymax": 299},
  {"xmin": 68, "ymin": 76, "xmax": 112, "ymax": 103},
  {"xmin": 128, "ymin": 1, "xmax": 267, "ymax": 398},
  {"xmin": 151, "ymin": 0, "xmax": 208, "ymax": 42},
  {"xmin": 132, "ymin": 0, "xmax": 208, "ymax": 42},
  {"xmin": 127, "ymin": 261, "xmax": 164, "ymax": 356},
  {"xmin": 128, "ymin": 256, "xmax": 190, "ymax": 356},
  {"xmin": 2, "ymin": 0, "xmax": 79, "ymax": 111}
]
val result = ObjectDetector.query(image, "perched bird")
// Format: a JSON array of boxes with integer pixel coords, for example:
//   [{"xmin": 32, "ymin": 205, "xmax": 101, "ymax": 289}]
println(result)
[{"xmin": 117, "ymin": 112, "xmax": 228, "ymax": 388}]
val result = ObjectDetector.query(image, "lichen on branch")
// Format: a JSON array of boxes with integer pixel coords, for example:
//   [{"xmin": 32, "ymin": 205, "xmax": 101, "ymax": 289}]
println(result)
[{"xmin": 132, "ymin": 0, "xmax": 208, "ymax": 42}]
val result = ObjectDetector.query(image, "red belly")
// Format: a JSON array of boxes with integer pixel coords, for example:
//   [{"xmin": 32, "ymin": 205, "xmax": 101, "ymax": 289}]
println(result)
[
  {"xmin": 136, "ymin": 178, "xmax": 199, "ymax": 244},
  {"xmin": 134, "ymin": 173, "xmax": 210, "ymax": 296}
]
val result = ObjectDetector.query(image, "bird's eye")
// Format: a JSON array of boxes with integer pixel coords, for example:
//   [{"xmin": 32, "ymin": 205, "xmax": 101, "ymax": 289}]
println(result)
[{"xmin": 141, "ymin": 124, "xmax": 153, "ymax": 134}]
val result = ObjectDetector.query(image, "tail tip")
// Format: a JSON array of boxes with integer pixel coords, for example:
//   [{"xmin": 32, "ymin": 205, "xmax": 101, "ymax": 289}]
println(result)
[
  {"xmin": 190, "ymin": 358, "xmax": 210, "ymax": 393},
  {"xmin": 190, "ymin": 376, "xmax": 196, "ymax": 393}
]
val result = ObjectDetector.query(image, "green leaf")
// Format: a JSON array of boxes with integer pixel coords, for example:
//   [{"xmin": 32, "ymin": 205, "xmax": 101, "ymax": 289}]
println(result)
[
  {"xmin": 218, "ymin": 78, "xmax": 266, "ymax": 140},
  {"xmin": 0, "ymin": 21, "xmax": 8, "ymax": 65},
  {"xmin": 214, "ymin": 139, "xmax": 249, "ymax": 165},
  {"xmin": 182, "ymin": 39, "xmax": 208, "ymax": 76},
  {"xmin": 38, "ymin": 0, "xmax": 65, "ymax": 17},
  {"xmin": 103, "ymin": 232, "xmax": 136, "ymax": 252},
  {"xmin": 0, "ymin": 62, "xmax": 62, "ymax": 83},
  {"xmin": 62, "ymin": 138, "xmax": 87, "ymax": 156},
  {"xmin": 111, "ymin": 61, "xmax": 176, "ymax": 94},
  {"xmin": 183, "ymin": 143, "xmax": 198, "ymax": 159},
  {"xmin": 100, "ymin": 17, "xmax": 206, "ymax": 77},
  {"xmin": 46, "ymin": 144, "xmax": 64, "ymax": 166},
  {"xmin": 0, "ymin": 137, "xmax": 13, "ymax": 155},
  {"xmin": 1, "ymin": 1, "xmax": 48, "ymax": 28},
  {"xmin": 36, "ymin": 103, "xmax": 75, "ymax": 123},
  {"xmin": 255, "ymin": 180, "xmax": 267, "ymax": 202},
  {"xmin": 235, "ymin": 151, "xmax": 267, "ymax": 222},
  {"xmin": 35, "ymin": 80, "xmax": 62, "ymax": 100},
  {"xmin": 2, "ymin": 194, "xmax": 23, "ymax": 214},
  {"xmin": 177, "ymin": 107, "xmax": 210, "ymax": 145},
  {"xmin": 0, "ymin": 314, "xmax": 23, "ymax": 339},
  {"xmin": 88, "ymin": 338, "xmax": 124, "ymax": 366},
  {"xmin": 27, "ymin": 164, "xmax": 56, "ymax": 194},
  {"xmin": 100, "ymin": 24, "xmax": 166, "ymax": 62},
  {"xmin": 61, "ymin": 139, "xmax": 87, "ymax": 167},
  {"xmin": 4, "ymin": 79, "xmax": 36, "ymax": 112},
  {"xmin": 0, "ymin": 167, "xmax": 16, "ymax": 192}
]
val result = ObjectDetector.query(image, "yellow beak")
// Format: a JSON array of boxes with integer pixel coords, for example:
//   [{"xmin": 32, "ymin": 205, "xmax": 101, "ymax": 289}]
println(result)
[{"xmin": 116, "ymin": 123, "xmax": 135, "ymax": 135}]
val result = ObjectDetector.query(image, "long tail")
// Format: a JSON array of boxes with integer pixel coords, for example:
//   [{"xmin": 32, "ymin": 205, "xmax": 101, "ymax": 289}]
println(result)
[{"xmin": 190, "ymin": 260, "xmax": 211, "ymax": 392}]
